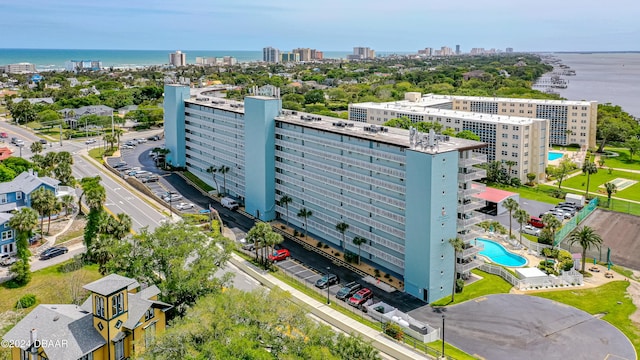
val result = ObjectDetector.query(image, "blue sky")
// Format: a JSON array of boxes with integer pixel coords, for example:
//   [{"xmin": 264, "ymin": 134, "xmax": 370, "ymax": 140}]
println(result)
[{"xmin": 2, "ymin": 0, "xmax": 638, "ymax": 51}]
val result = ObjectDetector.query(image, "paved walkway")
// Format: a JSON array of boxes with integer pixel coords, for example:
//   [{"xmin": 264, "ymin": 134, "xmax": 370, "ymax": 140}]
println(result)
[{"xmin": 222, "ymin": 228, "xmax": 432, "ymax": 360}]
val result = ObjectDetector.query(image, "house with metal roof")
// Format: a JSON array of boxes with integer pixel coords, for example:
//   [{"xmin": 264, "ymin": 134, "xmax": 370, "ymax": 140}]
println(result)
[
  {"xmin": 4, "ymin": 274, "xmax": 172, "ymax": 360},
  {"xmin": 0, "ymin": 170, "xmax": 60, "ymax": 214}
]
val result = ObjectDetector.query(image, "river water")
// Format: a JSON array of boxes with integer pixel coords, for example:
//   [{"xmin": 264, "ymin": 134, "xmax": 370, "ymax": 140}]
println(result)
[{"xmin": 551, "ymin": 53, "xmax": 640, "ymax": 118}]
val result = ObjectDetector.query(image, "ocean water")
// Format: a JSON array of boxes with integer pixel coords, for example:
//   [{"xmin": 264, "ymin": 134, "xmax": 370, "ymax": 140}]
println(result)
[
  {"xmin": 552, "ymin": 53, "xmax": 640, "ymax": 118},
  {"xmin": 0, "ymin": 48, "xmax": 409, "ymax": 71}
]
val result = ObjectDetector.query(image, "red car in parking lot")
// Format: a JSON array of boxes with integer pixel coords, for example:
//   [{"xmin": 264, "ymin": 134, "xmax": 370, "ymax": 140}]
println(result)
[
  {"xmin": 348, "ymin": 288, "xmax": 373, "ymax": 307},
  {"xmin": 268, "ymin": 248, "xmax": 290, "ymax": 262}
]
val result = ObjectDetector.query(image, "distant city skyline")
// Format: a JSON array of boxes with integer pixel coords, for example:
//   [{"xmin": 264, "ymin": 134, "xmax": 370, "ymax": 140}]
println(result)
[{"xmin": 2, "ymin": 0, "xmax": 639, "ymax": 51}]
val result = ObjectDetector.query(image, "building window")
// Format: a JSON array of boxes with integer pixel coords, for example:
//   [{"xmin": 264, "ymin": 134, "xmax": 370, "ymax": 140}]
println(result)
[
  {"xmin": 0, "ymin": 194, "xmax": 5, "ymax": 204},
  {"xmin": 112, "ymin": 293, "xmax": 124, "ymax": 317},
  {"xmin": 16, "ymin": 192, "xmax": 22, "ymax": 200},
  {"xmin": 145, "ymin": 308, "xmax": 155, "ymax": 321},
  {"xmin": 95, "ymin": 296, "xmax": 105, "ymax": 318},
  {"xmin": 1, "ymin": 231, "xmax": 11, "ymax": 240},
  {"xmin": 115, "ymin": 339, "xmax": 125, "ymax": 360},
  {"xmin": 79, "ymin": 353, "xmax": 94, "ymax": 360}
]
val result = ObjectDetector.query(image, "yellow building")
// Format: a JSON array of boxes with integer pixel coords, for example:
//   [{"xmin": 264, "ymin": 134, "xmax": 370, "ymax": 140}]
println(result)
[{"xmin": 4, "ymin": 274, "xmax": 172, "ymax": 360}]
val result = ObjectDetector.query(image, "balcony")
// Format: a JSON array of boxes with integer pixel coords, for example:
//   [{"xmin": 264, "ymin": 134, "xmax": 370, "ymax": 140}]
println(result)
[
  {"xmin": 458, "ymin": 228, "xmax": 483, "ymax": 243},
  {"xmin": 457, "ymin": 183, "xmax": 486, "ymax": 197},
  {"xmin": 456, "ymin": 259, "xmax": 484, "ymax": 273},
  {"xmin": 456, "ymin": 212, "xmax": 485, "ymax": 229},
  {"xmin": 460, "ymin": 243, "xmax": 484, "ymax": 258},
  {"xmin": 459, "ymin": 153, "xmax": 487, "ymax": 167},
  {"xmin": 457, "ymin": 168, "xmax": 487, "ymax": 183},
  {"xmin": 457, "ymin": 199, "xmax": 485, "ymax": 213}
]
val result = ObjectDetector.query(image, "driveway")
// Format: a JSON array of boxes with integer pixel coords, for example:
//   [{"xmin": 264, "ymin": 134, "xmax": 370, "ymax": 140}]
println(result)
[{"xmin": 409, "ymin": 294, "xmax": 635, "ymax": 360}]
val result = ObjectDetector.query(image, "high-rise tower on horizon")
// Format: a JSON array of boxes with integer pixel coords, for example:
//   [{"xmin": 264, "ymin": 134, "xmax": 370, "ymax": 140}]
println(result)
[{"xmin": 169, "ymin": 50, "xmax": 186, "ymax": 67}]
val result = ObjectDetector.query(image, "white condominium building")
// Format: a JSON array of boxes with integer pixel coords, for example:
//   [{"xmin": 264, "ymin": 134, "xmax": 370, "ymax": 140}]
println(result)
[
  {"xmin": 169, "ymin": 51, "xmax": 187, "ymax": 67},
  {"xmin": 441, "ymin": 95, "xmax": 597, "ymax": 147},
  {"xmin": 349, "ymin": 94, "xmax": 549, "ymax": 182}
]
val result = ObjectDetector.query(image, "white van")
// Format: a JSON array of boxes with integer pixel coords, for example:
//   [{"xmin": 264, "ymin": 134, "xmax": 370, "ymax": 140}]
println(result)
[{"xmin": 221, "ymin": 197, "xmax": 239, "ymax": 210}]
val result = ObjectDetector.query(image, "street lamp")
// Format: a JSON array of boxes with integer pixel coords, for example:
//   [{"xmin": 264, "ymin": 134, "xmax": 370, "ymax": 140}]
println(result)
[
  {"xmin": 326, "ymin": 266, "xmax": 331, "ymax": 305},
  {"xmin": 441, "ymin": 314, "xmax": 446, "ymax": 359}
]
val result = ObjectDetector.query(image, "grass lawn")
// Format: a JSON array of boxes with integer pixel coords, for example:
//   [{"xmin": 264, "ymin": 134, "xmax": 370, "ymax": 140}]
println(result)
[
  {"xmin": 597, "ymin": 197, "xmax": 640, "ymax": 217},
  {"xmin": 88, "ymin": 147, "xmax": 116, "ymax": 161},
  {"xmin": 533, "ymin": 281, "xmax": 640, "ymax": 355},
  {"xmin": 431, "ymin": 270, "xmax": 512, "ymax": 306},
  {"xmin": 600, "ymin": 148, "xmax": 640, "ymax": 171},
  {"xmin": 562, "ymin": 168, "xmax": 640, "ymax": 202},
  {"xmin": 55, "ymin": 228, "xmax": 84, "ymax": 244},
  {"xmin": 183, "ymin": 171, "xmax": 214, "ymax": 193},
  {"xmin": 488, "ymin": 183, "xmax": 563, "ymax": 205},
  {"xmin": 0, "ymin": 263, "xmax": 101, "ymax": 315},
  {"xmin": 551, "ymin": 145, "xmax": 579, "ymax": 152}
]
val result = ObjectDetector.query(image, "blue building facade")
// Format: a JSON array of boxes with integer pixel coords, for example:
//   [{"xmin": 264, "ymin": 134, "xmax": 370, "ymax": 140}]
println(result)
[{"xmin": 164, "ymin": 85, "xmax": 487, "ymax": 302}]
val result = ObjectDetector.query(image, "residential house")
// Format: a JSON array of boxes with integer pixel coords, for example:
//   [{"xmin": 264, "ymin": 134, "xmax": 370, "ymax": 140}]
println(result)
[
  {"xmin": 11, "ymin": 97, "xmax": 55, "ymax": 105},
  {"xmin": 0, "ymin": 213, "xmax": 15, "ymax": 256},
  {"xmin": 4, "ymin": 274, "xmax": 172, "ymax": 360},
  {"xmin": 0, "ymin": 147, "xmax": 12, "ymax": 161},
  {"xmin": 118, "ymin": 105, "xmax": 138, "ymax": 116},
  {"xmin": 0, "ymin": 170, "xmax": 60, "ymax": 214}
]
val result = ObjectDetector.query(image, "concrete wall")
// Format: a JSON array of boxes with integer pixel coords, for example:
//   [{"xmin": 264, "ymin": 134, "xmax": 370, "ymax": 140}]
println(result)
[{"xmin": 163, "ymin": 85, "xmax": 190, "ymax": 167}]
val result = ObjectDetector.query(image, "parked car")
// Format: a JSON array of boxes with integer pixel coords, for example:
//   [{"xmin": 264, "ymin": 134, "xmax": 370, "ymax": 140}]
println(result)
[
  {"xmin": 113, "ymin": 161, "xmax": 127, "ymax": 168},
  {"xmin": 120, "ymin": 144, "xmax": 134, "ymax": 150},
  {"xmin": 521, "ymin": 225, "xmax": 541, "ymax": 236},
  {"xmin": 556, "ymin": 206, "xmax": 576, "ymax": 216},
  {"xmin": 10, "ymin": 137, "xmax": 17, "ymax": 144},
  {"xmin": 558, "ymin": 201, "xmax": 583, "ymax": 210},
  {"xmin": 221, "ymin": 197, "xmax": 239, "ymax": 210},
  {"xmin": 85, "ymin": 139, "xmax": 97, "ymax": 145},
  {"xmin": 164, "ymin": 194, "xmax": 183, "ymax": 202},
  {"xmin": 39, "ymin": 139, "xmax": 47, "ymax": 145},
  {"xmin": 175, "ymin": 202, "xmax": 195, "ymax": 210},
  {"xmin": 315, "ymin": 274, "xmax": 340, "ymax": 289},
  {"xmin": 124, "ymin": 141, "xmax": 137, "ymax": 147},
  {"xmin": 0, "ymin": 255, "xmax": 17, "ymax": 267},
  {"xmin": 134, "ymin": 170, "xmax": 152, "ymax": 178},
  {"xmin": 242, "ymin": 241, "xmax": 256, "ymax": 251},
  {"xmin": 39, "ymin": 246, "xmax": 68, "ymax": 260},
  {"xmin": 15, "ymin": 139, "xmax": 24, "ymax": 146},
  {"xmin": 348, "ymin": 288, "xmax": 373, "ymax": 308},
  {"xmin": 147, "ymin": 135, "xmax": 160, "ymax": 141},
  {"xmin": 0, "ymin": 132, "xmax": 8, "ymax": 138},
  {"xmin": 336, "ymin": 282, "xmax": 362, "ymax": 301},
  {"xmin": 268, "ymin": 248, "xmax": 290, "ymax": 262},
  {"xmin": 141, "ymin": 174, "xmax": 159, "ymax": 183},
  {"xmin": 528, "ymin": 217, "xmax": 544, "ymax": 228},
  {"xmin": 137, "ymin": 138, "xmax": 147, "ymax": 144}
]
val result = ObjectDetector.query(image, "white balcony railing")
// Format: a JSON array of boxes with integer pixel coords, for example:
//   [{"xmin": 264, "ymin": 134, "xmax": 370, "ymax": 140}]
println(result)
[
  {"xmin": 457, "ymin": 168, "xmax": 487, "ymax": 182},
  {"xmin": 456, "ymin": 213, "xmax": 485, "ymax": 229},
  {"xmin": 460, "ymin": 244, "xmax": 484, "ymax": 259},
  {"xmin": 456, "ymin": 259, "xmax": 484, "ymax": 273},
  {"xmin": 457, "ymin": 199, "xmax": 485, "ymax": 213}
]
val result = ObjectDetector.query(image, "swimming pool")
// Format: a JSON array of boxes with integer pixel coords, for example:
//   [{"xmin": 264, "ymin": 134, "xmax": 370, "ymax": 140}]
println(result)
[
  {"xmin": 476, "ymin": 239, "xmax": 527, "ymax": 267},
  {"xmin": 548, "ymin": 151, "xmax": 563, "ymax": 161}
]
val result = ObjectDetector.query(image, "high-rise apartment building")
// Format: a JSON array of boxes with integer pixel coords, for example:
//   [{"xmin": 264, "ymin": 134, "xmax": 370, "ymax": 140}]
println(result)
[
  {"xmin": 169, "ymin": 51, "xmax": 186, "ymax": 67},
  {"xmin": 348, "ymin": 47, "xmax": 375, "ymax": 60},
  {"xmin": 293, "ymin": 48, "xmax": 312, "ymax": 61},
  {"xmin": 164, "ymin": 85, "xmax": 487, "ymax": 303},
  {"xmin": 456, "ymin": 45, "xmax": 461, "ymax": 55},
  {"xmin": 64, "ymin": 60, "xmax": 102, "ymax": 71},
  {"xmin": 440, "ymin": 46, "xmax": 454, "ymax": 56},
  {"xmin": 263, "ymin": 47, "xmax": 280, "ymax": 63},
  {"xmin": 506, "ymin": 47, "xmax": 514, "ymax": 53},
  {"xmin": 418, "ymin": 48, "xmax": 433, "ymax": 56},
  {"xmin": 349, "ymin": 93, "xmax": 550, "ymax": 182},
  {"xmin": 280, "ymin": 52, "xmax": 300, "ymax": 62}
]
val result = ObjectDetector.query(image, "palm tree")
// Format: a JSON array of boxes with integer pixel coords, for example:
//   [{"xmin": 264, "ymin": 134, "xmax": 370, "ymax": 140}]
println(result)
[
  {"xmin": 568, "ymin": 226, "xmax": 602, "ymax": 273},
  {"xmin": 60, "ymin": 194, "xmax": 75, "ymax": 217},
  {"xmin": 218, "ymin": 165, "xmax": 230, "ymax": 195},
  {"xmin": 541, "ymin": 213, "xmax": 562, "ymax": 249},
  {"xmin": 264, "ymin": 231, "xmax": 284, "ymax": 267},
  {"xmin": 206, "ymin": 166, "xmax": 220, "ymax": 195},
  {"xmin": 45, "ymin": 199, "xmax": 61, "ymax": 233},
  {"xmin": 513, "ymin": 208, "xmax": 530, "ymax": 247},
  {"xmin": 352, "ymin": 236, "xmax": 367, "ymax": 265},
  {"xmin": 296, "ymin": 208, "xmax": 312, "ymax": 238},
  {"xmin": 108, "ymin": 213, "xmax": 132, "ymax": 239},
  {"xmin": 30, "ymin": 141, "xmax": 43, "ymax": 155},
  {"xmin": 335, "ymin": 221, "xmax": 349, "ymax": 252},
  {"xmin": 604, "ymin": 182, "xmax": 617, "ymax": 207},
  {"xmin": 582, "ymin": 161, "xmax": 598, "ymax": 198},
  {"xmin": 502, "ymin": 197, "xmax": 519, "ymax": 239},
  {"xmin": 9, "ymin": 207, "xmax": 38, "ymax": 261},
  {"xmin": 103, "ymin": 134, "xmax": 117, "ymax": 150},
  {"xmin": 246, "ymin": 222, "xmax": 271, "ymax": 265},
  {"xmin": 278, "ymin": 195, "xmax": 292, "ymax": 227},
  {"xmin": 31, "ymin": 187, "xmax": 56, "ymax": 236},
  {"xmin": 78, "ymin": 176, "xmax": 102, "ymax": 211},
  {"xmin": 448, "ymin": 237, "xmax": 465, "ymax": 303},
  {"xmin": 504, "ymin": 160, "xmax": 517, "ymax": 177}
]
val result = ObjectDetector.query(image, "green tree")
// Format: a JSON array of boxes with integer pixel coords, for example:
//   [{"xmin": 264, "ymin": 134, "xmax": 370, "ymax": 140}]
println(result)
[
  {"xmin": 30, "ymin": 141, "xmax": 43, "ymax": 155},
  {"xmin": 105, "ymin": 221, "xmax": 231, "ymax": 315},
  {"xmin": 296, "ymin": 208, "xmax": 312, "ymax": 238},
  {"xmin": 103, "ymin": 134, "xmax": 117, "ymax": 150},
  {"xmin": 352, "ymin": 236, "xmax": 367, "ymax": 265},
  {"xmin": 504, "ymin": 160, "xmax": 517, "ymax": 178},
  {"xmin": 455, "ymin": 130, "xmax": 481, "ymax": 141},
  {"xmin": 59, "ymin": 194, "xmax": 75, "ymax": 217},
  {"xmin": 30, "ymin": 187, "xmax": 56, "ymax": 236},
  {"xmin": 582, "ymin": 161, "xmax": 598, "ymax": 198},
  {"xmin": 335, "ymin": 221, "xmax": 349, "ymax": 252},
  {"xmin": 526, "ymin": 172, "xmax": 536, "ymax": 185},
  {"xmin": 10, "ymin": 100, "xmax": 37, "ymax": 124},
  {"xmin": 246, "ymin": 222, "xmax": 271, "ymax": 265},
  {"xmin": 9, "ymin": 207, "xmax": 38, "ymax": 261},
  {"xmin": 627, "ymin": 137, "xmax": 640, "ymax": 160},
  {"xmin": 550, "ymin": 157, "xmax": 576, "ymax": 189},
  {"xmin": 206, "ymin": 165, "xmax": 220, "ymax": 195},
  {"xmin": 502, "ymin": 197, "xmax": 519, "ymax": 239},
  {"xmin": 304, "ymin": 89, "xmax": 325, "ymax": 104},
  {"xmin": 217, "ymin": 165, "xmax": 230, "ymax": 195},
  {"xmin": 448, "ymin": 237, "xmax": 465, "ymax": 302},
  {"xmin": 568, "ymin": 226, "xmax": 603, "ymax": 273},
  {"xmin": 541, "ymin": 213, "xmax": 562, "ymax": 249},
  {"xmin": 604, "ymin": 182, "xmax": 617, "ymax": 207},
  {"xmin": 514, "ymin": 209, "xmax": 530, "ymax": 247},
  {"xmin": 278, "ymin": 195, "xmax": 293, "ymax": 227}
]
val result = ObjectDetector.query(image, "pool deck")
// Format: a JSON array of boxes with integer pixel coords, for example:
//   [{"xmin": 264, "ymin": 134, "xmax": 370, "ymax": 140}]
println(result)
[{"xmin": 477, "ymin": 232, "xmax": 621, "ymax": 293}]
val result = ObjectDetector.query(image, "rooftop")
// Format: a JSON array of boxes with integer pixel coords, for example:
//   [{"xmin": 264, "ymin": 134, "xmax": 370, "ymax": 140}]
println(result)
[
  {"xmin": 83, "ymin": 273, "xmax": 139, "ymax": 296},
  {"xmin": 275, "ymin": 110, "xmax": 486, "ymax": 154},
  {"xmin": 352, "ymin": 100, "xmax": 543, "ymax": 125},
  {"xmin": 426, "ymin": 94, "xmax": 595, "ymax": 106}
]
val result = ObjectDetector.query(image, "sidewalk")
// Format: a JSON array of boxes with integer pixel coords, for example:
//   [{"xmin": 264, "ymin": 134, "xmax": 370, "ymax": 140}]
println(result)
[{"xmin": 222, "ymin": 228, "xmax": 432, "ymax": 360}]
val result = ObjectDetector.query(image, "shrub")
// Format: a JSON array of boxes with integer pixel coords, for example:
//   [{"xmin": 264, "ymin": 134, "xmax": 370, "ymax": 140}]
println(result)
[
  {"xmin": 10, "ymin": 260, "xmax": 32, "ymax": 286},
  {"xmin": 384, "ymin": 322, "xmax": 404, "ymax": 341},
  {"xmin": 16, "ymin": 294, "xmax": 36, "ymax": 309},
  {"xmin": 384, "ymin": 273, "xmax": 390, "ymax": 279},
  {"xmin": 456, "ymin": 278, "xmax": 465, "ymax": 293},
  {"xmin": 280, "ymin": 225, "xmax": 286, "ymax": 229},
  {"xmin": 316, "ymin": 241, "xmax": 323, "ymax": 247},
  {"xmin": 374, "ymin": 269, "xmax": 381, "ymax": 277},
  {"xmin": 293, "ymin": 230, "xmax": 298, "ymax": 237},
  {"xmin": 343, "ymin": 251, "xmax": 357, "ymax": 263},
  {"xmin": 57, "ymin": 255, "xmax": 85, "ymax": 273},
  {"xmin": 323, "ymin": 244, "xmax": 329, "ymax": 249}
]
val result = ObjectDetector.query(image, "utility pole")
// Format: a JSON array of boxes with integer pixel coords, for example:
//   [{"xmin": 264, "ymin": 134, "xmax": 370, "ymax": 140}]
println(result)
[
  {"xmin": 59, "ymin": 124, "xmax": 63, "ymax": 146},
  {"xmin": 111, "ymin": 113, "xmax": 115, "ymax": 137}
]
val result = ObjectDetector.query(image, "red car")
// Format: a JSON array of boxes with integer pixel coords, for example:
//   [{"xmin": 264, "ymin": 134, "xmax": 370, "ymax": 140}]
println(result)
[
  {"xmin": 348, "ymin": 288, "xmax": 373, "ymax": 307},
  {"xmin": 268, "ymin": 248, "xmax": 290, "ymax": 262}
]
